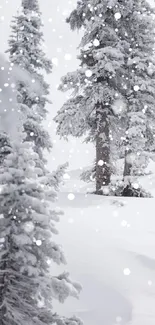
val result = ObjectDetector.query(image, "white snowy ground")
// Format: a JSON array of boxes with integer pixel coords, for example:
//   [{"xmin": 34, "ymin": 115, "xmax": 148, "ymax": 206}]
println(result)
[{"xmin": 52, "ymin": 163, "xmax": 155, "ymax": 325}]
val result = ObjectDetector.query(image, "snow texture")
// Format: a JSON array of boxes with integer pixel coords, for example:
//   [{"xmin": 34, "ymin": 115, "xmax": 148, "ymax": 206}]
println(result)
[{"xmin": 52, "ymin": 183, "xmax": 155, "ymax": 325}]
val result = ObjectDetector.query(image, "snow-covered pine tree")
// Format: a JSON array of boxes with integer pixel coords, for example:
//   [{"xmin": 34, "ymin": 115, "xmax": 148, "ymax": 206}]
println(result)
[
  {"xmin": 54, "ymin": 0, "xmax": 128, "ymax": 194},
  {"xmin": 0, "ymin": 53, "xmax": 41, "ymax": 166},
  {"xmin": 6, "ymin": 0, "xmax": 52, "ymax": 165},
  {"xmin": 55, "ymin": 0, "xmax": 155, "ymax": 196},
  {"xmin": 0, "ymin": 137, "xmax": 82, "ymax": 325},
  {"xmin": 119, "ymin": 1, "xmax": 155, "ymax": 178}
]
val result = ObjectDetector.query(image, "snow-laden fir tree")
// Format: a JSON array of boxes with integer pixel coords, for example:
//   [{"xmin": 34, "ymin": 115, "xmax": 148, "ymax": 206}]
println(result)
[
  {"xmin": 55, "ymin": 0, "xmax": 155, "ymax": 195},
  {"xmin": 7, "ymin": 0, "xmax": 52, "ymax": 165},
  {"xmin": 54, "ymin": 0, "xmax": 126, "ymax": 194},
  {"xmin": 117, "ymin": 1, "xmax": 155, "ymax": 178},
  {"xmin": 0, "ymin": 136, "xmax": 82, "ymax": 325},
  {"xmin": 0, "ymin": 53, "xmax": 43, "ymax": 166}
]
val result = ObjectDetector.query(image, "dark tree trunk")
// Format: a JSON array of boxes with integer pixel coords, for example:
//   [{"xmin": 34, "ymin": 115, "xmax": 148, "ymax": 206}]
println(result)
[
  {"xmin": 123, "ymin": 149, "xmax": 132, "ymax": 177},
  {"xmin": 96, "ymin": 104, "xmax": 111, "ymax": 194},
  {"xmin": 122, "ymin": 149, "xmax": 135, "ymax": 197}
]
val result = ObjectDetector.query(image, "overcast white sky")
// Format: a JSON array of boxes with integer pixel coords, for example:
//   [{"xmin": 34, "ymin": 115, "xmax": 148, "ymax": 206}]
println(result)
[{"xmin": 0, "ymin": 0, "xmax": 155, "ymax": 171}]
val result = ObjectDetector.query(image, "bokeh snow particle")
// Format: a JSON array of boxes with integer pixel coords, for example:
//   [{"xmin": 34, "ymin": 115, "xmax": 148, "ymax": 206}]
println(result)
[
  {"xmin": 36, "ymin": 240, "xmax": 42, "ymax": 246},
  {"xmin": 64, "ymin": 53, "xmax": 72, "ymax": 61},
  {"xmin": 114, "ymin": 12, "xmax": 121, "ymax": 20},
  {"xmin": 134, "ymin": 85, "xmax": 139, "ymax": 91},
  {"xmin": 97, "ymin": 159, "xmax": 104, "ymax": 166},
  {"xmin": 68, "ymin": 193, "xmax": 75, "ymax": 201},
  {"xmin": 132, "ymin": 183, "xmax": 139, "ymax": 190},
  {"xmin": 4, "ymin": 83, "xmax": 9, "ymax": 87},
  {"xmin": 47, "ymin": 259, "xmax": 51, "ymax": 265},
  {"xmin": 85, "ymin": 69, "xmax": 92, "ymax": 78},
  {"xmin": 93, "ymin": 39, "xmax": 100, "ymax": 47},
  {"xmin": 123, "ymin": 268, "xmax": 131, "ymax": 275}
]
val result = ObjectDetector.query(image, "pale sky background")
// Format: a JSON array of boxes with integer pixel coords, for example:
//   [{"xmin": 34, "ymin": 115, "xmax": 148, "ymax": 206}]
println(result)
[{"xmin": 0, "ymin": 0, "xmax": 155, "ymax": 172}]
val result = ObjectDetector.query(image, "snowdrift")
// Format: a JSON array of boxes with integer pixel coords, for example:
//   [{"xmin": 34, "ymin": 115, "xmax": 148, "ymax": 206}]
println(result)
[{"xmin": 52, "ymin": 192, "xmax": 155, "ymax": 325}]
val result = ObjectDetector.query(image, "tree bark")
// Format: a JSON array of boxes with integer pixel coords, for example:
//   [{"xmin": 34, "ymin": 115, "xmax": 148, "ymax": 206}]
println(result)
[
  {"xmin": 96, "ymin": 104, "xmax": 111, "ymax": 194},
  {"xmin": 123, "ymin": 149, "xmax": 132, "ymax": 177}
]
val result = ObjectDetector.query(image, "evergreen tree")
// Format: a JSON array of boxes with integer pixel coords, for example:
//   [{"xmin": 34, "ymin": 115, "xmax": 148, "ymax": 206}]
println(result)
[
  {"xmin": 55, "ymin": 0, "xmax": 155, "ymax": 195},
  {"xmin": 54, "ymin": 0, "xmax": 125, "ymax": 194},
  {"xmin": 0, "ymin": 54, "xmax": 82, "ymax": 325},
  {"xmin": 0, "ymin": 137, "xmax": 82, "ymax": 325},
  {"xmin": 118, "ymin": 1, "xmax": 155, "ymax": 180},
  {"xmin": 7, "ymin": 0, "xmax": 52, "ymax": 165},
  {"xmin": 0, "ymin": 53, "xmax": 42, "ymax": 166}
]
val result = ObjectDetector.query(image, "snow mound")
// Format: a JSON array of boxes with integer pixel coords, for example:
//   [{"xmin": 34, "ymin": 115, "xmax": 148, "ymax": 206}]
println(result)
[{"xmin": 52, "ymin": 192, "xmax": 155, "ymax": 325}]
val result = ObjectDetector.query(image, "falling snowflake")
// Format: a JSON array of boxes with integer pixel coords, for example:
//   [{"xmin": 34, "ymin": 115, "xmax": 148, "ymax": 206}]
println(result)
[
  {"xmin": 132, "ymin": 183, "xmax": 139, "ymax": 190},
  {"xmin": 97, "ymin": 159, "xmax": 104, "ymax": 166},
  {"xmin": 64, "ymin": 53, "xmax": 72, "ymax": 60},
  {"xmin": 85, "ymin": 69, "xmax": 92, "ymax": 77},
  {"xmin": 68, "ymin": 193, "xmax": 75, "ymax": 200},
  {"xmin": 36, "ymin": 240, "xmax": 42, "ymax": 246},
  {"xmin": 123, "ymin": 268, "xmax": 131, "ymax": 275},
  {"xmin": 133, "ymin": 85, "xmax": 139, "ymax": 91},
  {"xmin": 114, "ymin": 12, "xmax": 121, "ymax": 20},
  {"xmin": 148, "ymin": 280, "xmax": 152, "ymax": 286},
  {"xmin": 93, "ymin": 39, "xmax": 100, "ymax": 47}
]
